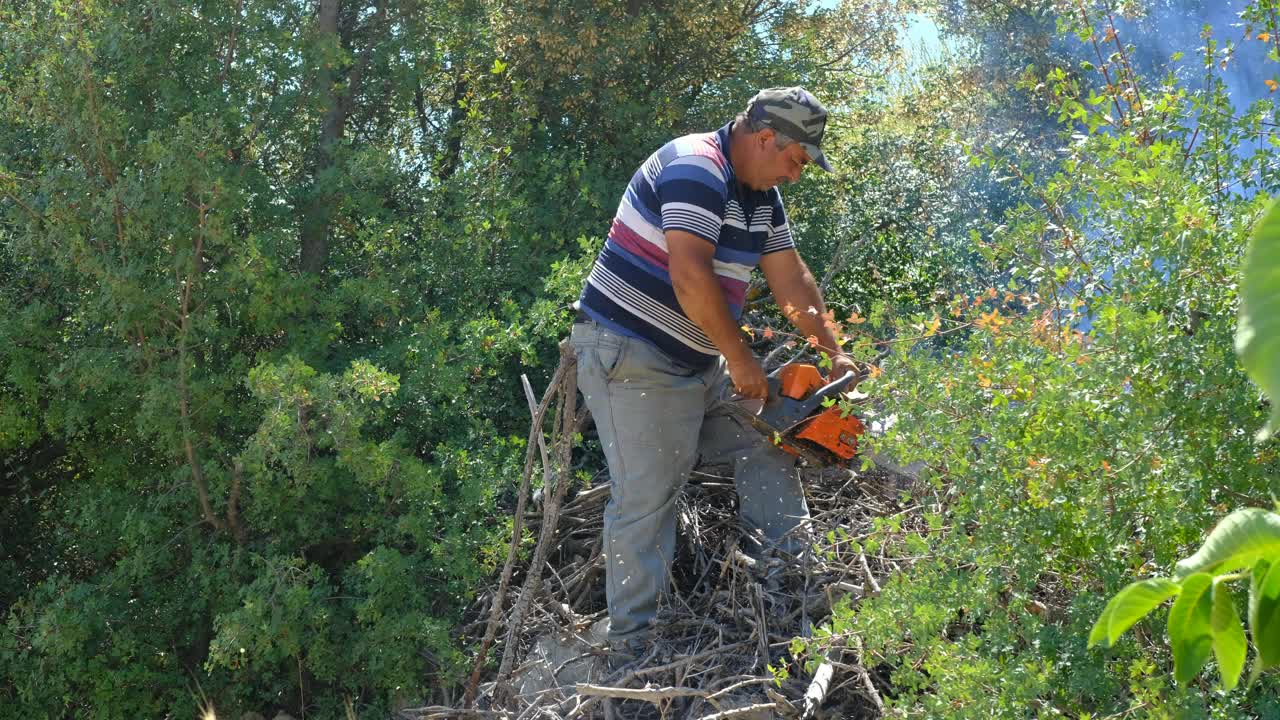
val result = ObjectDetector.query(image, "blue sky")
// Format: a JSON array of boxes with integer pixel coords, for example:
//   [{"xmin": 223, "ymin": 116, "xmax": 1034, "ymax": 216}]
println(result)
[
  {"xmin": 903, "ymin": 12, "xmax": 945, "ymax": 56},
  {"xmin": 811, "ymin": 1, "xmax": 951, "ymax": 68}
]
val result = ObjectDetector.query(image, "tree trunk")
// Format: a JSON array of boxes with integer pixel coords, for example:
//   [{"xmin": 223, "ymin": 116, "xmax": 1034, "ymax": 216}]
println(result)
[
  {"xmin": 435, "ymin": 71, "xmax": 468, "ymax": 181},
  {"xmin": 300, "ymin": 0, "xmax": 342, "ymax": 275}
]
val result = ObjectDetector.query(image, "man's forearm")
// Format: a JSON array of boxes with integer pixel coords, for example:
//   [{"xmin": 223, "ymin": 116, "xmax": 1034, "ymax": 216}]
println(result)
[
  {"xmin": 671, "ymin": 262, "xmax": 753, "ymax": 363},
  {"xmin": 777, "ymin": 268, "xmax": 842, "ymax": 356}
]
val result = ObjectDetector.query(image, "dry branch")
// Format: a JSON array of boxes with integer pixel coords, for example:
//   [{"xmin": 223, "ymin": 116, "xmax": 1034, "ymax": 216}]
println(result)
[
  {"xmin": 464, "ymin": 343, "xmax": 573, "ymax": 705},
  {"xmin": 801, "ymin": 660, "xmax": 833, "ymax": 719},
  {"xmin": 574, "ymin": 684, "xmax": 708, "ymax": 701},
  {"xmin": 496, "ymin": 348, "xmax": 580, "ymax": 699},
  {"xmin": 853, "ymin": 636, "xmax": 884, "ymax": 714},
  {"xmin": 695, "ymin": 702, "xmax": 779, "ymax": 719}
]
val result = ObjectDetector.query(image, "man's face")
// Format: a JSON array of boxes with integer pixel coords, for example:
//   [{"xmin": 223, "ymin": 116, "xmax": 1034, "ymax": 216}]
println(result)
[{"xmin": 746, "ymin": 130, "xmax": 812, "ymax": 190}]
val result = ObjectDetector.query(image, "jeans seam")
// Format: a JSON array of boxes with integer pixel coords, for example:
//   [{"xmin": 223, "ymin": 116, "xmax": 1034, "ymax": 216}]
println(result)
[{"xmin": 593, "ymin": 353, "xmax": 628, "ymax": 625}]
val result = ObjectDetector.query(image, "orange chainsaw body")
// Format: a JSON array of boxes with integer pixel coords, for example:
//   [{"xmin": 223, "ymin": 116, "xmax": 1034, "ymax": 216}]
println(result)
[{"xmin": 774, "ymin": 364, "xmax": 866, "ymax": 460}]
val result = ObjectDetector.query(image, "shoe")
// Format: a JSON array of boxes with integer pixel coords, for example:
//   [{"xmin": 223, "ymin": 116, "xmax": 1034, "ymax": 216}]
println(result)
[
  {"xmin": 609, "ymin": 699, "xmax": 661, "ymax": 720},
  {"xmin": 606, "ymin": 635, "xmax": 649, "ymax": 675}
]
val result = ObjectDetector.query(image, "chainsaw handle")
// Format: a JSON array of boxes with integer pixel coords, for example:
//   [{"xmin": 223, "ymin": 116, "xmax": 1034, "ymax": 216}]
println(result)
[
  {"xmin": 802, "ymin": 370, "xmax": 856, "ymax": 413},
  {"xmin": 763, "ymin": 370, "xmax": 855, "ymax": 426},
  {"xmin": 762, "ymin": 374, "xmax": 785, "ymax": 419}
]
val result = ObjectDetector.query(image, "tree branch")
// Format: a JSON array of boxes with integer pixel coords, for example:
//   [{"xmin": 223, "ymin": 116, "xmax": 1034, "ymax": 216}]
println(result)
[{"xmin": 179, "ymin": 201, "xmax": 223, "ymax": 532}]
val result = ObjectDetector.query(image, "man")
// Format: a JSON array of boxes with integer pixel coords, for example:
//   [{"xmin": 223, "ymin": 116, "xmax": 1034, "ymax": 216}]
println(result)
[{"xmin": 570, "ymin": 87, "xmax": 856, "ymax": 664}]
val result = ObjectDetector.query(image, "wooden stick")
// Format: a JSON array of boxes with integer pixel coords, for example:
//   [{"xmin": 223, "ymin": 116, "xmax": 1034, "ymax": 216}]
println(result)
[
  {"xmin": 464, "ymin": 344, "xmax": 572, "ymax": 706},
  {"xmin": 706, "ymin": 676, "xmax": 774, "ymax": 700},
  {"xmin": 574, "ymin": 683, "xmax": 708, "ymax": 701},
  {"xmin": 854, "ymin": 636, "xmax": 885, "ymax": 713},
  {"xmin": 752, "ymin": 583, "xmax": 770, "ymax": 672},
  {"xmin": 496, "ymin": 346, "xmax": 578, "ymax": 698},
  {"xmin": 801, "ymin": 660, "xmax": 833, "ymax": 719},
  {"xmin": 522, "ymin": 374, "xmax": 553, "ymax": 495},
  {"xmin": 398, "ymin": 705, "xmax": 499, "ymax": 719},
  {"xmin": 859, "ymin": 552, "xmax": 881, "ymax": 597}
]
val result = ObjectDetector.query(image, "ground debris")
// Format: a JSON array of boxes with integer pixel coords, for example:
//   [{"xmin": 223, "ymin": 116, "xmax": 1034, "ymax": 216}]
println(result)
[
  {"xmin": 420, "ymin": 461, "xmax": 907, "ymax": 719},
  {"xmin": 413, "ymin": 353, "xmax": 913, "ymax": 719}
]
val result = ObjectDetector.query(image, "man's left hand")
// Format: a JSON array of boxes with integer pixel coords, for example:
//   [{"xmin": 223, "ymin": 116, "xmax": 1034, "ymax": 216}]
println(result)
[{"xmin": 828, "ymin": 354, "xmax": 859, "ymax": 381}]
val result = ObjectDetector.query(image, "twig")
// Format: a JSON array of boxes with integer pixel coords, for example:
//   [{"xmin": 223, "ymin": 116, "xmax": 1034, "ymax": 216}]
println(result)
[
  {"xmin": 853, "ymin": 636, "xmax": 884, "ymax": 714},
  {"xmin": 522, "ymin": 374, "xmax": 554, "ymax": 502},
  {"xmin": 859, "ymin": 552, "xmax": 881, "ymax": 597},
  {"xmin": 496, "ymin": 345, "xmax": 579, "ymax": 699},
  {"xmin": 464, "ymin": 344, "xmax": 573, "ymax": 706},
  {"xmin": 752, "ymin": 583, "xmax": 770, "ymax": 671},
  {"xmin": 574, "ymin": 683, "xmax": 708, "ymax": 701},
  {"xmin": 399, "ymin": 706, "xmax": 499, "ymax": 719},
  {"xmin": 706, "ymin": 676, "xmax": 775, "ymax": 700}
]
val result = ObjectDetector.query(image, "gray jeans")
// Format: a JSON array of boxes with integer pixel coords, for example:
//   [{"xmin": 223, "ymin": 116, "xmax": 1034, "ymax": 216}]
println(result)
[{"xmin": 570, "ymin": 320, "xmax": 809, "ymax": 642}]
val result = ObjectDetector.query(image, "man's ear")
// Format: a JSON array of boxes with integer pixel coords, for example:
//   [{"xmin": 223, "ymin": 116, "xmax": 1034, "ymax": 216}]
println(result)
[{"xmin": 757, "ymin": 128, "xmax": 776, "ymax": 150}]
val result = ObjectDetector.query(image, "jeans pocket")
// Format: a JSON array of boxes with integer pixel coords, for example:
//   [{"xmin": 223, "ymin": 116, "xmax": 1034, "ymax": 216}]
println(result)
[
  {"xmin": 595, "ymin": 337, "xmax": 629, "ymax": 382},
  {"xmin": 624, "ymin": 337, "xmax": 700, "ymax": 379}
]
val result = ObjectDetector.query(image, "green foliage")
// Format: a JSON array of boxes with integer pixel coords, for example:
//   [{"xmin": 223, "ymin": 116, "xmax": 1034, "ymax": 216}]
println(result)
[
  {"xmin": 800, "ymin": 2, "xmax": 1280, "ymax": 716},
  {"xmin": 1210, "ymin": 579, "xmax": 1247, "ymax": 691},
  {"xmin": 1255, "ymin": 560, "xmax": 1280, "ymax": 669},
  {"xmin": 1175, "ymin": 508, "xmax": 1280, "ymax": 581},
  {"xmin": 0, "ymin": 0, "xmax": 921, "ymax": 716},
  {"xmin": 1237, "ymin": 201, "xmax": 1280, "ymax": 440},
  {"xmin": 1088, "ymin": 578, "xmax": 1180, "ymax": 648},
  {"xmin": 1166, "ymin": 573, "xmax": 1215, "ymax": 686},
  {"xmin": 1089, "ymin": 509, "xmax": 1280, "ymax": 691},
  {"xmin": 1086, "ymin": 199, "xmax": 1280, "ymax": 693}
]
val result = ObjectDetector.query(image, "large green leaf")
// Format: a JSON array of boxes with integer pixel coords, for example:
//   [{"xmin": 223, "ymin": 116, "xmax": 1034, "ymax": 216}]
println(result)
[
  {"xmin": 1236, "ymin": 199, "xmax": 1280, "ymax": 440},
  {"xmin": 1173, "ymin": 508, "xmax": 1280, "ymax": 580},
  {"xmin": 1251, "ymin": 558, "xmax": 1280, "ymax": 671},
  {"xmin": 1210, "ymin": 580, "xmax": 1247, "ymax": 690},
  {"xmin": 1168, "ymin": 573, "xmax": 1214, "ymax": 685},
  {"xmin": 1088, "ymin": 577, "xmax": 1181, "ymax": 648}
]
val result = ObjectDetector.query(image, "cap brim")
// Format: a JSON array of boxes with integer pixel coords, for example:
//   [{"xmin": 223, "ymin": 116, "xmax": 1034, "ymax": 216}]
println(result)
[{"xmin": 803, "ymin": 143, "xmax": 832, "ymax": 172}]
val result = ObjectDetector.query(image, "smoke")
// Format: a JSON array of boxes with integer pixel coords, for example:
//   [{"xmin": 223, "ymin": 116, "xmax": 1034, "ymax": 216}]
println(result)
[
  {"xmin": 1119, "ymin": 1, "xmax": 1279, "ymax": 201},
  {"xmin": 1086, "ymin": 1, "xmax": 1278, "ymax": 179},
  {"xmin": 1114, "ymin": 0, "xmax": 1276, "ymax": 115}
]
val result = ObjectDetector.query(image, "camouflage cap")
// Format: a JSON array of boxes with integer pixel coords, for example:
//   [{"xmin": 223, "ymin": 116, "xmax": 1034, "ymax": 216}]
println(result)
[{"xmin": 745, "ymin": 86, "xmax": 832, "ymax": 172}]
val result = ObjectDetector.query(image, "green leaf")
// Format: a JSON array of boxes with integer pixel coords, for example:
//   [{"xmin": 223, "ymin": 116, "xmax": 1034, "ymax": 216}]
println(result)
[
  {"xmin": 1235, "ymin": 199, "xmax": 1280, "ymax": 440},
  {"xmin": 1168, "ymin": 573, "xmax": 1213, "ymax": 685},
  {"xmin": 1251, "ymin": 558, "xmax": 1280, "ymax": 671},
  {"xmin": 1210, "ymin": 580, "xmax": 1247, "ymax": 691},
  {"xmin": 1088, "ymin": 577, "xmax": 1180, "ymax": 648},
  {"xmin": 1173, "ymin": 509, "xmax": 1280, "ymax": 580},
  {"xmin": 490, "ymin": 58, "xmax": 508, "ymax": 74}
]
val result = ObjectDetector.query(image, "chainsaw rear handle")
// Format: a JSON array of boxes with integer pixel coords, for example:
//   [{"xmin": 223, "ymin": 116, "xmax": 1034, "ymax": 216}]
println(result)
[
  {"xmin": 764, "ymin": 369, "xmax": 855, "ymax": 425},
  {"xmin": 764, "ymin": 347, "xmax": 888, "ymax": 395}
]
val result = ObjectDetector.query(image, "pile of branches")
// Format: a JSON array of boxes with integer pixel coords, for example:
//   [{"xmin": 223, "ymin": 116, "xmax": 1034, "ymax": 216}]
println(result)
[{"xmin": 405, "ymin": 343, "xmax": 921, "ymax": 719}]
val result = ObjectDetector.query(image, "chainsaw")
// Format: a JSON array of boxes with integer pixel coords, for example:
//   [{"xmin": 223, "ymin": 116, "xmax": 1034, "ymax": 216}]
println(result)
[{"xmin": 727, "ymin": 363, "xmax": 868, "ymax": 467}]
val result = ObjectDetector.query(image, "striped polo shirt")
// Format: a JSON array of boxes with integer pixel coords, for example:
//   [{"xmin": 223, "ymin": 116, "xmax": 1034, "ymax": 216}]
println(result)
[{"xmin": 577, "ymin": 121, "xmax": 795, "ymax": 369}]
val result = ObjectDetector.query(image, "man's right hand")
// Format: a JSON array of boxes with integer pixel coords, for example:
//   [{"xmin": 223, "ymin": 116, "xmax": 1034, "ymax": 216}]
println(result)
[
  {"xmin": 726, "ymin": 354, "xmax": 768, "ymax": 400},
  {"xmin": 666, "ymin": 229, "xmax": 769, "ymax": 399}
]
